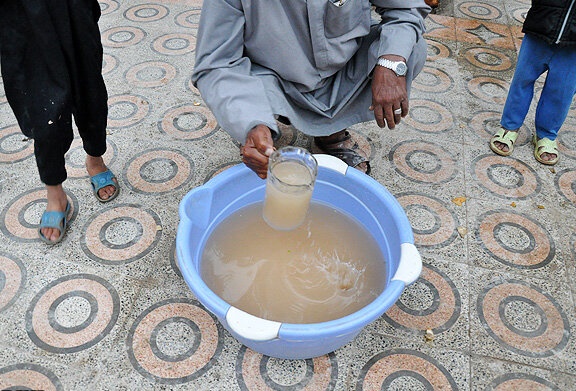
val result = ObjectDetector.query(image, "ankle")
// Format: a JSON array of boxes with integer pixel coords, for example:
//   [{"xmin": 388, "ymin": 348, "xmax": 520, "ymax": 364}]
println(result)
[{"xmin": 45, "ymin": 185, "xmax": 68, "ymax": 211}]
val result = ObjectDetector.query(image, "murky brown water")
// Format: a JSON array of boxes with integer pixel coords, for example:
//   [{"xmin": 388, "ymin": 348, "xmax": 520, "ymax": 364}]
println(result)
[{"xmin": 201, "ymin": 201, "xmax": 387, "ymax": 323}]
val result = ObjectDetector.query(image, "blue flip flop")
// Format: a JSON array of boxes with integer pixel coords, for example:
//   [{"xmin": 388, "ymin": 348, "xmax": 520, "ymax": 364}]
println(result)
[
  {"xmin": 38, "ymin": 202, "xmax": 70, "ymax": 244},
  {"xmin": 90, "ymin": 169, "xmax": 120, "ymax": 202}
]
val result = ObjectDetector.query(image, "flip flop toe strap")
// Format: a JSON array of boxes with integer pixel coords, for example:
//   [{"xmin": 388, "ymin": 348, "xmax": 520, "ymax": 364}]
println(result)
[
  {"xmin": 40, "ymin": 211, "xmax": 66, "ymax": 230},
  {"xmin": 38, "ymin": 202, "xmax": 70, "ymax": 244},
  {"xmin": 491, "ymin": 129, "xmax": 518, "ymax": 149},
  {"xmin": 534, "ymin": 137, "xmax": 559, "ymax": 164},
  {"xmin": 535, "ymin": 138, "xmax": 558, "ymax": 155},
  {"xmin": 90, "ymin": 170, "xmax": 119, "ymax": 202},
  {"xmin": 91, "ymin": 170, "xmax": 116, "ymax": 192}
]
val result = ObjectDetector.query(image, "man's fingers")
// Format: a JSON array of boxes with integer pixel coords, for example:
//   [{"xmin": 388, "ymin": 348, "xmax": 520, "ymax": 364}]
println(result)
[{"xmin": 372, "ymin": 105, "xmax": 386, "ymax": 128}]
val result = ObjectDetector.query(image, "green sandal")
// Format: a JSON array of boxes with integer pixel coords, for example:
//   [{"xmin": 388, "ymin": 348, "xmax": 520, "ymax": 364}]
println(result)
[
  {"xmin": 489, "ymin": 128, "xmax": 518, "ymax": 156},
  {"xmin": 532, "ymin": 134, "xmax": 559, "ymax": 165}
]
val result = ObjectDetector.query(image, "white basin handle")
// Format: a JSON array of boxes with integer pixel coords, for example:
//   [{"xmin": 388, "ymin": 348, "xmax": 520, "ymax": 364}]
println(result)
[
  {"xmin": 226, "ymin": 307, "xmax": 281, "ymax": 342},
  {"xmin": 313, "ymin": 154, "xmax": 348, "ymax": 175},
  {"xmin": 391, "ymin": 243, "xmax": 422, "ymax": 285}
]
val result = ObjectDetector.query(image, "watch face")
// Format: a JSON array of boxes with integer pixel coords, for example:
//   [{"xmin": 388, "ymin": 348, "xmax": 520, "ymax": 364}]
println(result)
[{"xmin": 396, "ymin": 62, "xmax": 408, "ymax": 76}]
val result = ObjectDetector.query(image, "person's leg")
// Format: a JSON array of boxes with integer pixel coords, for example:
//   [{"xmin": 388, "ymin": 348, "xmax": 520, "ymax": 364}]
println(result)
[
  {"xmin": 532, "ymin": 45, "xmax": 576, "ymax": 163},
  {"xmin": 51, "ymin": 0, "xmax": 118, "ymax": 199},
  {"xmin": 494, "ymin": 35, "xmax": 548, "ymax": 153},
  {"xmin": 0, "ymin": 0, "xmax": 74, "ymax": 240}
]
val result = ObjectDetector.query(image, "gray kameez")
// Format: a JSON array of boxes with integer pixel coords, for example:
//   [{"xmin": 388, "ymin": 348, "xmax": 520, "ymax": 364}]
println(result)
[{"xmin": 191, "ymin": 0, "xmax": 430, "ymax": 143}]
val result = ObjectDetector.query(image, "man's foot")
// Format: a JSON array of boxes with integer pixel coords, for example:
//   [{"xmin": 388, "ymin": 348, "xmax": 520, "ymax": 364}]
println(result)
[
  {"xmin": 314, "ymin": 130, "xmax": 371, "ymax": 175},
  {"xmin": 86, "ymin": 155, "xmax": 119, "ymax": 201},
  {"xmin": 40, "ymin": 184, "xmax": 70, "ymax": 243}
]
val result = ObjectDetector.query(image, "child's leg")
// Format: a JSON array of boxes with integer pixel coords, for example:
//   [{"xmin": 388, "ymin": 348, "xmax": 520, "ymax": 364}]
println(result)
[
  {"xmin": 500, "ymin": 34, "xmax": 549, "ymax": 131},
  {"xmin": 0, "ymin": 0, "xmax": 75, "ymax": 239},
  {"xmin": 53, "ymin": 1, "xmax": 117, "ymax": 199},
  {"xmin": 534, "ymin": 45, "xmax": 576, "ymax": 141},
  {"xmin": 0, "ymin": 0, "xmax": 75, "ymax": 186},
  {"xmin": 57, "ymin": 0, "xmax": 109, "ymax": 158}
]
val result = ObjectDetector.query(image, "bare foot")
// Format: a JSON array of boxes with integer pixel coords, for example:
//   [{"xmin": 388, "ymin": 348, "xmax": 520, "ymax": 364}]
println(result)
[
  {"xmin": 537, "ymin": 150, "xmax": 558, "ymax": 162},
  {"xmin": 492, "ymin": 140, "xmax": 510, "ymax": 153},
  {"xmin": 42, "ymin": 184, "xmax": 69, "ymax": 242},
  {"xmin": 86, "ymin": 155, "xmax": 117, "ymax": 200}
]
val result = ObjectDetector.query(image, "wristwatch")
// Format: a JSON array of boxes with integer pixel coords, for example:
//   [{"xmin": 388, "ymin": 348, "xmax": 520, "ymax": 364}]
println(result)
[{"xmin": 376, "ymin": 58, "xmax": 408, "ymax": 76}]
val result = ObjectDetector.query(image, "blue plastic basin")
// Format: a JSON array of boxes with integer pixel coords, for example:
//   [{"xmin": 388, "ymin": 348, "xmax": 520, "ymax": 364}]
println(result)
[{"xmin": 176, "ymin": 155, "xmax": 421, "ymax": 359}]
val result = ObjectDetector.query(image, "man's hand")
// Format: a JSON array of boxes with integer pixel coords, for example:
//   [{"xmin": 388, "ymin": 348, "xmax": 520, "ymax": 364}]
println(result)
[
  {"xmin": 241, "ymin": 124, "xmax": 275, "ymax": 179},
  {"xmin": 370, "ymin": 55, "xmax": 409, "ymax": 129}
]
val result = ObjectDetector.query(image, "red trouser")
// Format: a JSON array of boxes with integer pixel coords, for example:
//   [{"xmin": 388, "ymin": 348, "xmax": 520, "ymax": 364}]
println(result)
[{"xmin": 0, "ymin": 0, "xmax": 108, "ymax": 185}]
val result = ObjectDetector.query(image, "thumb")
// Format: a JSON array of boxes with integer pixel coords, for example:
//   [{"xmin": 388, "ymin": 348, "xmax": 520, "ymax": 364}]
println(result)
[{"xmin": 263, "ymin": 147, "xmax": 275, "ymax": 157}]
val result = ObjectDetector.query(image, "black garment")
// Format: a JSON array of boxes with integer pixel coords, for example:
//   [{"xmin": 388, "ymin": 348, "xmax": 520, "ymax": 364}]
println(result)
[
  {"xmin": 0, "ymin": 0, "xmax": 108, "ymax": 185},
  {"xmin": 523, "ymin": 0, "xmax": 576, "ymax": 46}
]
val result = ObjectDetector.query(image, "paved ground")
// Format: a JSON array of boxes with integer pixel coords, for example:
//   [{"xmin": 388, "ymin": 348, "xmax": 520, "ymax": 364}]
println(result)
[{"xmin": 1, "ymin": 0, "xmax": 576, "ymax": 390}]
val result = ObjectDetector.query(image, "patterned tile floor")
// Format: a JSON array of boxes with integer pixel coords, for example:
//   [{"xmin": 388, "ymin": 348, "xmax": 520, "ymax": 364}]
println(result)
[{"xmin": 1, "ymin": 0, "xmax": 576, "ymax": 389}]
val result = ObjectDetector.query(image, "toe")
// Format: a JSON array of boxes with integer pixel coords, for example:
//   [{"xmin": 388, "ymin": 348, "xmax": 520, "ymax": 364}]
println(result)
[{"xmin": 42, "ymin": 227, "xmax": 60, "ymax": 242}]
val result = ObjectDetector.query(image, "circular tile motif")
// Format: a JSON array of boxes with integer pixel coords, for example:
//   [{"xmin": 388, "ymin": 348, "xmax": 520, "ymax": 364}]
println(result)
[
  {"xmin": 396, "ymin": 193, "xmax": 460, "ymax": 248},
  {"xmin": 102, "ymin": 53, "xmax": 119, "ymax": 75},
  {"xmin": 152, "ymin": 33, "xmax": 196, "ymax": 56},
  {"xmin": 236, "ymin": 347, "xmax": 337, "ymax": 390},
  {"xmin": 468, "ymin": 76, "xmax": 509, "ymax": 105},
  {"xmin": 472, "ymin": 155, "xmax": 541, "ymax": 199},
  {"xmin": 99, "ymin": 0, "xmax": 119, "ymax": 15},
  {"xmin": 127, "ymin": 298, "xmax": 222, "ymax": 384},
  {"xmin": 571, "ymin": 232, "xmax": 576, "ymax": 264},
  {"xmin": 487, "ymin": 373, "xmax": 561, "ymax": 390},
  {"xmin": 64, "ymin": 138, "xmax": 116, "ymax": 179},
  {"xmin": 81, "ymin": 204, "xmax": 162, "ymax": 264},
  {"xmin": 383, "ymin": 264, "xmax": 460, "ymax": 333},
  {"xmin": 107, "ymin": 94, "xmax": 150, "ymax": 129},
  {"xmin": 0, "ymin": 125, "xmax": 34, "ymax": 163},
  {"xmin": 0, "ymin": 189, "xmax": 78, "ymax": 242},
  {"xmin": 403, "ymin": 100, "xmax": 454, "ymax": 133},
  {"xmin": 463, "ymin": 47, "xmax": 514, "ymax": 72},
  {"xmin": 477, "ymin": 279, "xmax": 569, "ymax": 357},
  {"xmin": 0, "ymin": 363, "xmax": 63, "ymax": 391},
  {"xmin": 557, "ymin": 127, "xmax": 576, "ymax": 160},
  {"xmin": 169, "ymin": 240, "xmax": 182, "ymax": 277},
  {"xmin": 555, "ymin": 169, "xmax": 576, "ymax": 204},
  {"xmin": 412, "ymin": 66, "xmax": 453, "ymax": 93},
  {"xmin": 203, "ymin": 162, "xmax": 241, "ymax": 184},
  {"xmin": 0, "ymin": 253, "xmax": 26, "ymax": 313},
  {"xmin": 125, "ymin": 61, "xmax": 177, "ymax": 88},
  {"xmin": 125, "ymin": 4, "xmax": 169, "ymax": 22},
  {"xmin": 469, "ymin": 111, "xmax": 530, "ymax": 146},
  {"xmin": 389, "ymin": 140, "xmax": 457, "ymax": 184},
  {"xmin": 175, "ymin": 9, "xmax": 202, "ymax": 29},
  {"xmin": 356, "ymin": 349, "xmax": 458, "ymax": 390},
  {"xmin": 159, "ymin": 104, "xmax": 218, "ymax": 140},
  {"xmin": 275, "ymin": 123, "xmax": 299, "ymax": 149},
  {"xmin": 186, "ymin": 78, "xmax": 202, "ymax": 96},
  {"xmin": 511, "ymin": 7, "xmax": 528, "ymax": 24},
  {"xmin": 476, "ymin": 210, "xmax": 554, "ymax": 269},
  {"xmin": 458, "ymin": 2, "xmax": 502, "ymax": 20},
  {"xmin": 124, "ymin": 148, "xmax": 194, "ymax": 194},
  {"xmin": 425, "ymin": 38, "xmax": 452, "ymax": 61},
  {"xmin": 0, "ymin": 79, "xmax": 6, "ymax": 104},
  {"xmin": 26, "ymin": 274, "xmax": 120, "ymax": 353},
  {"xmin": 101, "ymin": 26, "xmax": 146, "ymax": 48}
]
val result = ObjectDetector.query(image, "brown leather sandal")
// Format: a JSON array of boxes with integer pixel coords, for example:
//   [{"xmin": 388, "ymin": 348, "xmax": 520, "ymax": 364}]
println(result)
[{"xmin": 314, "ymin": 131, "xmax": 371, "ymax": 175}]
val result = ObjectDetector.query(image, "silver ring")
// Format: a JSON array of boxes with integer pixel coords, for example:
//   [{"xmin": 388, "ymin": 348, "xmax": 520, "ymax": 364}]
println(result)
[{"xmin": 394, "ymin": 108, "xmax": 402, "ymax": 115}]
